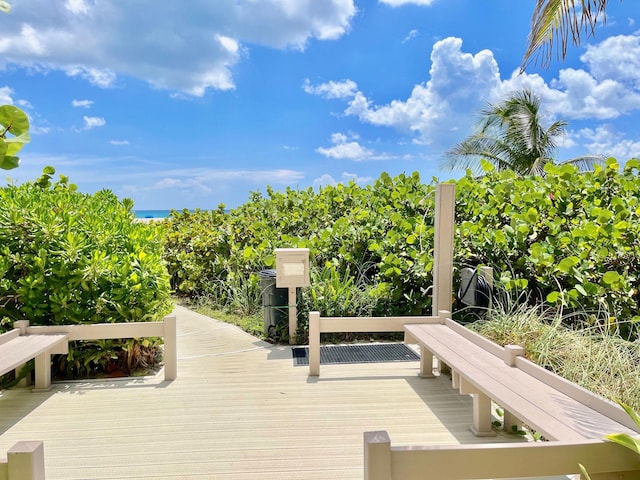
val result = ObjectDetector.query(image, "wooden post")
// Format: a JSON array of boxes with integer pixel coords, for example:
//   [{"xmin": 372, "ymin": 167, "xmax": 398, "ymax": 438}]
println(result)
[
  {"xmin": 288, "ymin": 287, "xmax": 297, "ymax": 345},
  {"xmin": 31, "ymin": 353, "xmax": 52, "ymax": 393},
  {"xmin": 7, "ymin": 441, "xmax": 45, "ymax": 480},
  {"xmin": 432, "ymin": 184, "xmax": 455, "ymax": 316},
  {"xmin": 459, "ymin": 378, "xmax": 496, "ymax": 437},
  {"xmin": 363, "ymin": 431, "xmax": 392, "ymax": 480},
  {"xmin": 419, "ymin": 346, "xmax": 435, "ymax": 378},
  {"xmin": 163, "ymin": 314, "xmax": 177, "ymax": 381},
  {"xmin": 479, "ymin": 266, "xmax": 493, "ymax": 309},
  {"xmin": 309, "ymin": 311, "xmax": 320, "ymax": 377}
]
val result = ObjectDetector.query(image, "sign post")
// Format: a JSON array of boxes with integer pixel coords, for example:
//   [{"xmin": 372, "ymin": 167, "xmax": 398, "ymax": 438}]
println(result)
[{"xmin": 275, "ymin": 248, "xmax": 310, "ymax": 344}]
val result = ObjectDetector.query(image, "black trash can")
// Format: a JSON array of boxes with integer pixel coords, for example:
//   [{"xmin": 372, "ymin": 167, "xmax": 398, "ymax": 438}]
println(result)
[{"xmin": 258, "ymin": 269, "xmax": 288, "ymax": 336}]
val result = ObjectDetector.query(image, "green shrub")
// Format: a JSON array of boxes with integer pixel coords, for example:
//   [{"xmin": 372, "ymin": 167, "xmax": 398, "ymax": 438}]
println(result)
[
  {"xmin": 0, "ymin": 168, "xmax": 173, "ymax": 377},
  {"xmin": 163, "ymin": 159, "xmax": 640, "ymax": 341}
]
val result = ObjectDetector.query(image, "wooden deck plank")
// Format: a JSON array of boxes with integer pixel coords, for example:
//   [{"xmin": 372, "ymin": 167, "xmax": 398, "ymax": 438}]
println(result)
[{"xmin": 0, "ymin": 306, "xmax": 543, "ymax": 479}]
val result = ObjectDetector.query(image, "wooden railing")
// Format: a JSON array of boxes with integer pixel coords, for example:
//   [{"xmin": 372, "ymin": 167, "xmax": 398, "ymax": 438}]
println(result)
[
  {"xmin": 0, "ymin": 441, "xmax": 45, "ymax": 480},
  {"xmin": 307, "ymin": 312, "xmax": 441, "ymax": 376},
  {"xmin": 24, "ymin": 314, "xmax": 177, "ymax": 381},
  {"xmin": 363, "ymin": 431, "xmax": 640, "ymax": 480}
]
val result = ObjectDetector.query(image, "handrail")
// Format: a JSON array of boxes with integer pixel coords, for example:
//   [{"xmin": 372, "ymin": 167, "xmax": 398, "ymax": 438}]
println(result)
[
  {"xmin": 364, "ymin": 431, "xmax": 640, "ymax": 480},
  {"xmin": 24, "ymin": 315, "xmax": 177, "ymax": 381},
  {"xmin": 308, "ymin": 312, "xmax": 441, "ymax": 376}
]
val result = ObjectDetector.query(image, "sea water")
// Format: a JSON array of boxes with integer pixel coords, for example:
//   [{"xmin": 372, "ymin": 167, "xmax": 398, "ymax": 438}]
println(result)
[{"xmin": 133, "ymin": 209, "xmax": 173, "ymax": 219}]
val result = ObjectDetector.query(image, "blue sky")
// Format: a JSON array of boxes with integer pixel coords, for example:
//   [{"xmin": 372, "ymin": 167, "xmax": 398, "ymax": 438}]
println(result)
[{"xmin": 2, "ymin": 0, "xmax": 640, "ymax": 210}]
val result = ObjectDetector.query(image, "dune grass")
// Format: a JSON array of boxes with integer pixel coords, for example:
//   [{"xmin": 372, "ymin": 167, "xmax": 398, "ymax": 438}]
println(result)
[{"xmin": 470, "ymin": 301, "xmax": 640, "ymax": 412}]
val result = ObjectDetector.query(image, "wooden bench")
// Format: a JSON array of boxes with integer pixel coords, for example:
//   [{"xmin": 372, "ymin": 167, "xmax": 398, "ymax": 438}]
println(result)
[
  {"xmin": 0, "ymin": 321, "xmax": 68, "ymax": 392},
  {"xmin": 0, "ymin": 315, "xmax": 177, "ymax": 392},
  {"xmin": 404, "ymin": 311, "xmax": 640, "ymax": 441}
]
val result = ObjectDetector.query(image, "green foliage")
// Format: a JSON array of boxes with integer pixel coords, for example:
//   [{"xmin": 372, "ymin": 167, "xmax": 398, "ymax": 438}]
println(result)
[
  {"xmin": 0, "ymin": 104, "xmax": 30, "ymax": 170},
  {"xmin": 457, "ymin": 158, "xmax": 640, "ymax": 338},
  {"xmin": 164, "ymin": 172, "xmax": 435, "ymax": 319},
  {"xmin": 471, "ymin": 300, "xmax": 640, "ymax": 412},
  {"xmin": 164, "ymin": 159, "xmax": 640, "ymax": 342},
  {"xmin": 0, "ymin": 168, "xmax": 173, "ymax": 377}
]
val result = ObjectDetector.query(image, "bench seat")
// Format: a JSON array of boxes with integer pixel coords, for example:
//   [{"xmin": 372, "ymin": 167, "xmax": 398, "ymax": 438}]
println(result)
[
  {"xmin": 0, "ymin": 330, "xmax": 68, "ymax": 392},
  {"xmin": 405, "ymin": 321, "xmax": 639, "ymax": 442}
]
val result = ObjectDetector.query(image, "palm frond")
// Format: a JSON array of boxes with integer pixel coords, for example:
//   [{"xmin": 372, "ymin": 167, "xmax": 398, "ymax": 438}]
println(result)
[{"xmin": 521, "ymin": 0, "xmax": 610, "ymax": 72}]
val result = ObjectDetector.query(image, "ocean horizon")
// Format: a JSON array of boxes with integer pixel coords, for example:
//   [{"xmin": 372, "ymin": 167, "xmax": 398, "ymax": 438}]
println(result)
[{"xmin": 133, "ymin": 209, "xmax": 174, "ymax": 219}]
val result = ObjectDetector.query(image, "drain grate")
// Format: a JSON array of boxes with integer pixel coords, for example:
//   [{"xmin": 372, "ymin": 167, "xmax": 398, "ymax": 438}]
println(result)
[{"xmin": 292, "ymin": 343, "xmax": 419, "ymax": 366}]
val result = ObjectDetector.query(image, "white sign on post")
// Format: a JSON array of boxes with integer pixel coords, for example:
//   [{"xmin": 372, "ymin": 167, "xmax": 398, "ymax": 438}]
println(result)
[
  {"xmin": 275, "ymin": 248, "xmax": 310, "ymax": 345},
  {"xmin": 275, "ymin": 248, "xmax": 310, "ymax": 288}
]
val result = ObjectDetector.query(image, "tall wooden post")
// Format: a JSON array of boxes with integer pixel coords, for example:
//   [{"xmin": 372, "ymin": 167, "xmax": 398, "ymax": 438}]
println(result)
[{"xmin": 432, "ymin": 183, "xmax": 456, "ymax": 316}]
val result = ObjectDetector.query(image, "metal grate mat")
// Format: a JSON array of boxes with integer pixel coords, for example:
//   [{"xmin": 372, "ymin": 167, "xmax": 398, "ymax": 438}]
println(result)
[{"xmin": 292, "ymin": 343, "xmax": 419, "ymax": 366}]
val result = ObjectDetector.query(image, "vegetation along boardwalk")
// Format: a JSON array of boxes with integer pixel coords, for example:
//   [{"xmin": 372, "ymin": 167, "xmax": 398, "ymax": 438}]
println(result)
[{"xmin": 0, "ymin": 306, "xmax": 562, "ymax": 479}]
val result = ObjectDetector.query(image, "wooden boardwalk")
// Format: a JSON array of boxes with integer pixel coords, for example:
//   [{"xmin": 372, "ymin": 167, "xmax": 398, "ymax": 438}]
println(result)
[{"xmin": 0, "ymin": 306, "xmax": 538, "ymax": 479}]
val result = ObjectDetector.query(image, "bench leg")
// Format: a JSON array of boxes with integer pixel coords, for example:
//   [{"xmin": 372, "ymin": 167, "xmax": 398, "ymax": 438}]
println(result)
[
  {"xmin": 503, "ymin": 409, "xmax": 522, "ymax": 433},
  {"xmin": 459, "ymin": 378, "xmax": 496, "ymax": 436},
  {"xmin": 15, "ymin": 362, "xmax": 32, "ymax": 388},
  {"xmin": 32, "ymin": 352, "xmax": 52, "ymax": 393},
  {"xmin": 419, "ymin": 346, "xmax": 435, "ymax": 378},
  {"xmin": 470, "ymin": 393, "xmax": 496, "ymax": 437}
]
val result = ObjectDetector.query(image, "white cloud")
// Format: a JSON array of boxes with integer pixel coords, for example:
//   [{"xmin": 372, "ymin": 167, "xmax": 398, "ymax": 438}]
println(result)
[
  {"xmin": 306, "ymin": 37, "xmax": 500, "ymax": 147},
  {"xmin": 313, "ymin": 171, "xmax": 372, "ymax": 188},
  {"xmin": 306, "ymin": 34, "xmax": 640, "ymax": 150},
  {"xmin": 0, "ymin": 86, "xmax": 14, "ymax": 104},
  {"xmin": 303, "ymin": 78, "xmax": 359, "ymax": 99},
  {"xmin": 576, "ymin": 125, "xmax": 640, "ymax": 159},
  {"xmin": 65, "ymin": 66, "xmax": 116, "ymax": 89},
  {"xmin": 316, "ymin": 132, "xmax": 403, "ymax": 161},
  {"xmin": 110, "ymin": 140, "xmax": 129, "ymax": 146},
  {"xmin": 316, "ymin": 132, "xmax": 371, "ymax": 160},
  {"xmin": 402, "ymin": 29, "xmax": 419, "ymax": 43},
  {"xmin": 379, "ymin": 0, "xmax": 437, "ymax": 6},
  {"xmin": 0, "ymin": 1, "xmax": 356, "ymax": 96},
  {"xmin": 581, "ymin": 35, "xmax": 640, "ymax": 87},
  {"xmin": 82, "ymin": 116, "xmax": 105, "ymax": 130},
  {"xmin": 72, "ymin": 99, "xmax": 93, "ymax": 108}
]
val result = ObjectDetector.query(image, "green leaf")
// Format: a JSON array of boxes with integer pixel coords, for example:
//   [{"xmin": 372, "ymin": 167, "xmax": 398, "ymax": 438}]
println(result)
[
  {"xmin": 0, "ymin": 155, "xmax": 19, "ymax": 170},
  {"xmin": 0, "ymin": 105, "xmax": 29, "ymax": 136},
  {"xmin": 557, "ymin": 256, "xmax": 578, "ymax": 273},
  {"xmin": 602, "ymin": 271, "xmax": 621, "ymax": 286},
  {"xmin": 546, "ymin": 291, "xmax": 560, "ymax": 303},
  {"xmin": 0, "ymin": 1, "xmax": 10, "ymax": 13},
  {"xmin": 606, "ymin": 433, "xmax": 640, "ymax": 455}
]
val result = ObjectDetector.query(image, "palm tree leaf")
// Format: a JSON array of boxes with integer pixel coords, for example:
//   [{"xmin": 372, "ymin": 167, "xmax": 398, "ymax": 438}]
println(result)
[{"xmin": 521, "ymin": 0, "xmax": 609, "ymax": 72}]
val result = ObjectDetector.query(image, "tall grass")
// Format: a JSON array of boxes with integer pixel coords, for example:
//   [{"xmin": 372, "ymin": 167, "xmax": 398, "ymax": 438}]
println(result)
[{"xmin": 471, "ymin": 300, "xmax": 640, "ymax": 412}]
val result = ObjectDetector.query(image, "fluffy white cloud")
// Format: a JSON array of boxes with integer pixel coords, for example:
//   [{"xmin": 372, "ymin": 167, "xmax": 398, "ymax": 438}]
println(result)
[
  {"xmin": 316, "ymin": 132, "xmax": 402, "ymax": 161},
  {"xmin": 306, "ymin": 37, "xmax": 500, "ymax": 147},
  {"xmin": 576, "ymin": 125, "xmax": 640, "ymax": 159},
  {"xmin": 581, "ymin": 35, "xmax": 640, "ymax": 88},
  {"xmin": 0, "ymin": 1, "xmax": 356, "ymax": 96},
  {"xmin": 317, "ymin": 132, "xmax": 374, "ymax": 160},
  {"xmin": 0, "ymin": 86, "xmax": 13, "ymax": 104},
  {"xmin": 82, "ymin": 116, "xmax": 105, "ymax": 130},
  {"xmin": 306, "ymin": 34, "xmax": 640, "ymax": 150}
]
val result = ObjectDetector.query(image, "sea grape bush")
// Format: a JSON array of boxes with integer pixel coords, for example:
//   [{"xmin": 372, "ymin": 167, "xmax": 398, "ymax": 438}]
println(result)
[
  {"xmin": 0, "ymin": 168, "xmax": 173, "ymax": 376},
  {"xmin": 164, "ymin": 159, "xmax": 640, "ymax": 339},
  {"xmin": 457, "ymin": 158, "xmax": 640, "ymax": 337},
  {"xmin": 164, "ymin": 172, "xmax": 435, "ymax": 317}
]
